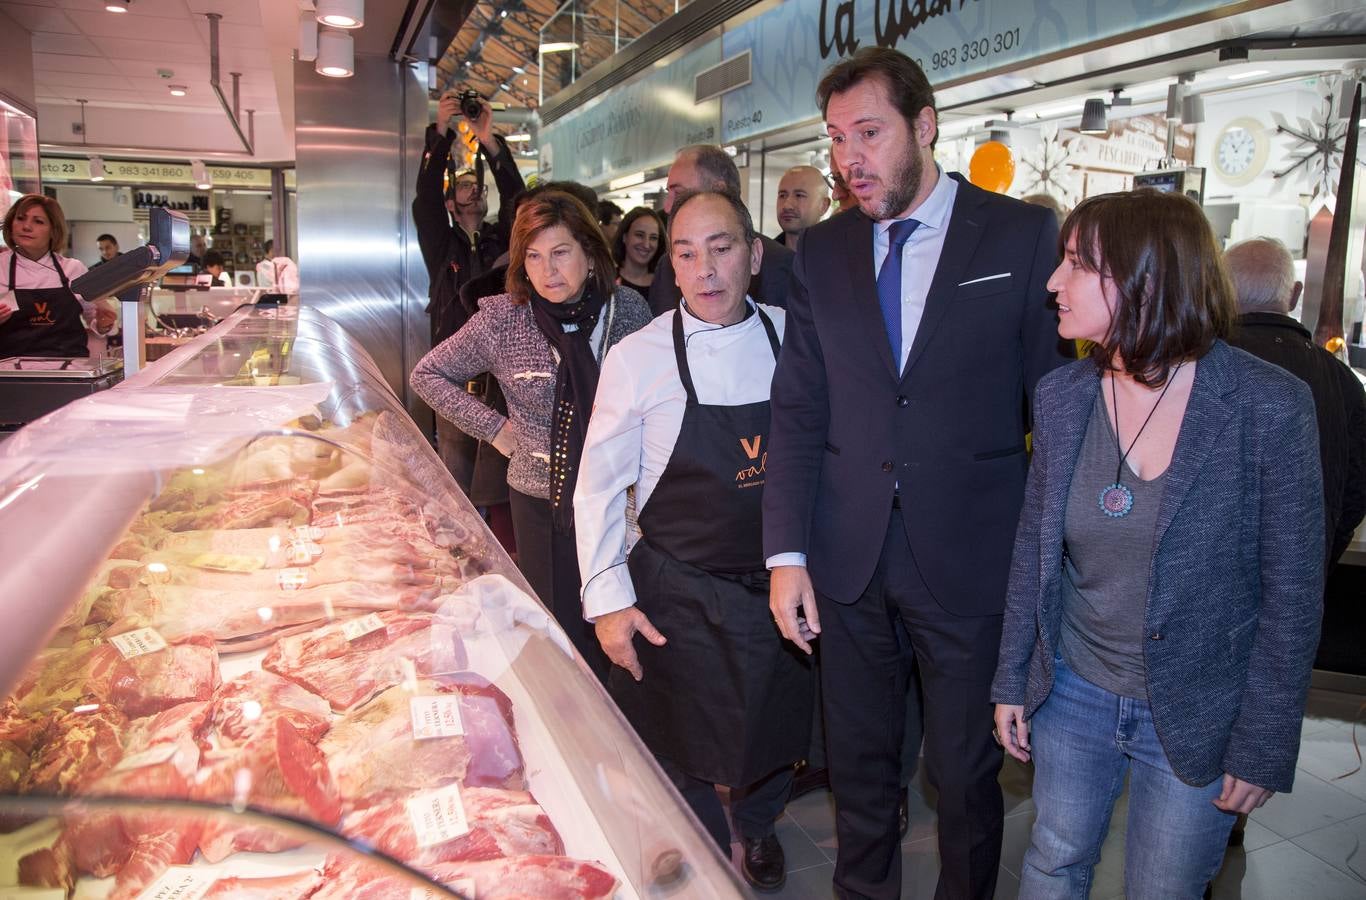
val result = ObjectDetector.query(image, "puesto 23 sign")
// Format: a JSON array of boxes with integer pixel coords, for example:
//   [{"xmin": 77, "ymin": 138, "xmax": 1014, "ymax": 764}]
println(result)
[{"xmin": 718, "ymin": 0, "xmax": 1239, "ymax": 144}]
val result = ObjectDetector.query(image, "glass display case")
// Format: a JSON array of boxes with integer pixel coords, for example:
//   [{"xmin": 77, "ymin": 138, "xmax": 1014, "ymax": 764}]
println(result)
[{"xmin": 0, "ymin": 306, "xmax": 744, "ymax": 899}]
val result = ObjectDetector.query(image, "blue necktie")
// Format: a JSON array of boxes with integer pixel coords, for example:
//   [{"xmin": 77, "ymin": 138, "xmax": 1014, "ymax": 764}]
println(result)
[{"xmin": 877, "ymin": 218, "xmax": 920, "ymax": 367}]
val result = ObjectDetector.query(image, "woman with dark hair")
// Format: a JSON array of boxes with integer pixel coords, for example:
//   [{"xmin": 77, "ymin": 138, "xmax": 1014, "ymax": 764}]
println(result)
[
  {"xmin": 411, "ymin": 191, "xmax": 651, "ymax": 681},
  {"xmin": 0, "ymin": 193, "xmax": 116, "ymax": 358},
  {"xmin": 611, "ymin": 207, "xmax": 664, "ymax": 297},
  {"xmin": 991, "ymin": 189, "xmax": 1324, "ymax": 898}
]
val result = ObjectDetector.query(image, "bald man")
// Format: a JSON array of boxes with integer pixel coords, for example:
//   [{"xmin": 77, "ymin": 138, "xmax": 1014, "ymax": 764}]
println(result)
[
  {"xmin": 774, "ymin": 165, "xmax": 832, "ymax": 250},
  {"xmin": 1226, "ymin": 238, "xmax": 1365, "ymax": 572}
]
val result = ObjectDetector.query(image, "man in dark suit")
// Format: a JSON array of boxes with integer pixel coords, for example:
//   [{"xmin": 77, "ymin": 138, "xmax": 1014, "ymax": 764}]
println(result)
[
  {"xmin": 647, "ymin": 145, "xmax": 794, "ymax": 316},
  {"xmin": 764, "ymin": 48, "xmax": 1072, "ymax": 899}
]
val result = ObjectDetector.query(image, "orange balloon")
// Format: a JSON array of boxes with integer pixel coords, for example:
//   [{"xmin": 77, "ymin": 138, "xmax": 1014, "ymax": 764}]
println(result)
[{"xmin": 969, "ymin": 141, "xmax": 1015, "ymax": 193}]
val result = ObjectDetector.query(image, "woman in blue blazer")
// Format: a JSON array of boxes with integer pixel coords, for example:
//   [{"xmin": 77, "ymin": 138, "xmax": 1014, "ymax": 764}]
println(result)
[{"xmin": 991, "ymin": 190, "xmax": 1324, "ymax": 899}]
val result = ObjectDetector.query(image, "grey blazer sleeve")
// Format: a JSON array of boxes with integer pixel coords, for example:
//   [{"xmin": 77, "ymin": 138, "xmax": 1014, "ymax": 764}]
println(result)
[{"xmin": 1222, "ymin": 380, "xmax": 1324, "ymax": 793}]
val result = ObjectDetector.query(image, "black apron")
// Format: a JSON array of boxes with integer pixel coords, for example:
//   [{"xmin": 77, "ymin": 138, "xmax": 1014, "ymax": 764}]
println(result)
[
  {"xmin": 0, "ymin": 252, "xmax": 89, "ymax": 358},
  {"xmin": 612, "ymin": 305, "xmax": 813, "ymax": 787}
]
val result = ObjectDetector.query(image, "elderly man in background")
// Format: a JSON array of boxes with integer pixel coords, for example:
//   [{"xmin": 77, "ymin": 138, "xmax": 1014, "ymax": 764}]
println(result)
[{"xmin": 1225, "ymin": 237, "xmax": 1365, "ymax": 574}]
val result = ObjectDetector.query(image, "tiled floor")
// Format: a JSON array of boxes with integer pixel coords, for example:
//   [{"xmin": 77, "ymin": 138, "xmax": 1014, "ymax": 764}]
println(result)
[{"xmin": 728, "ymin": 687, "xmax": 1366, "ymax": 899}]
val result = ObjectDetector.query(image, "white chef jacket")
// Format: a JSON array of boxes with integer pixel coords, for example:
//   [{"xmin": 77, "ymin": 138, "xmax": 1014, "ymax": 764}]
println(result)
[
  {"xmin": 255, "ymin": 255, "xmax": 300, "ymax": 292},
  {"xmin": 575, "ymin": 297, "xmax": 786, "ymax": 622}
]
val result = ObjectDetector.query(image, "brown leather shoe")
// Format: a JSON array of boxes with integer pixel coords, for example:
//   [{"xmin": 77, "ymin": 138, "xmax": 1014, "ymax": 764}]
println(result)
[{"xmin": 741, "ymin": 834, "xmax": 785, "ymax": 892}]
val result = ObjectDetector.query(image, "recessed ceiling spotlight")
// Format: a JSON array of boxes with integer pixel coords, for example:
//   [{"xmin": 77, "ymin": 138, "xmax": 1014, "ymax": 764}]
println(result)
[
  {"xmin": 169, "ymin": 84, "xmax": 187, "ymax": 96},
  {"xmin": 105, "ymin": 0, "xmax": 130, "ymax": 12},
  {"xmin": 89, "ymin": 156, "xmax": 106, "ymax": 182}
]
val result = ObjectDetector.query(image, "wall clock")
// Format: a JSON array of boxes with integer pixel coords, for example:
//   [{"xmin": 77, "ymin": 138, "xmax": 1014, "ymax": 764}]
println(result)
[{"xmin": 1213, "ymin": 117, "xmax": 1268, "ymax": 186}]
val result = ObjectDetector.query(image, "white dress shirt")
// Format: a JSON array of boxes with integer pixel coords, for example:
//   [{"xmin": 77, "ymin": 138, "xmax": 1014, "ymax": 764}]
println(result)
[
  {"xmin": 575, "ymin": 298, "xmax": 786, "ymax": 621},
  {"xmin": 255, "ymin": 255, "xmax": 300, "ymax": 292},
  {"xmin": 765, "ymin": 168, "xmax": 958, "ymax": 572}
]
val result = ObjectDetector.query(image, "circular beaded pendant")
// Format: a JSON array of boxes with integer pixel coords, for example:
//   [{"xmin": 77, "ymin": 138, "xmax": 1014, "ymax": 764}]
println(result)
[{"xmin": 1099, "ymin": 483, "xmax": 1134, "ymax": 518}]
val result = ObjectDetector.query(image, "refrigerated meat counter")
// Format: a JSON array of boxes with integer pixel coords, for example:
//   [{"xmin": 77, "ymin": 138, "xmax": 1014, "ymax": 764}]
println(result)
[{"xmin": 0, "ymin": 305, "xmax": 743, "ymax": 899}]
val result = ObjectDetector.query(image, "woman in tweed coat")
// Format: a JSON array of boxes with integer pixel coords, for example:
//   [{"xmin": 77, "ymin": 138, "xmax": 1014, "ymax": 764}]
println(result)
[
  {"xmin": 991, "ymin": 191, "xmax": 1323, "ymax": 899},
  {"xmin": 412, "ymin": 191, "xmax": 651, "ymax": 680}
]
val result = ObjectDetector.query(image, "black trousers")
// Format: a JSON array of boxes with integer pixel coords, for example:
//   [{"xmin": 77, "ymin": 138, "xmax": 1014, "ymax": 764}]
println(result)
[
  {"xmin": 657, "ymin": 756, "xmax": 794, "ymax": 853},
  {"xmin": 819, "ymin": 515, "xmax": 1003, "ymax": 900},
  {"xmin": 507, "ymin": 488, "xmax": 609, "ymax": 683}
]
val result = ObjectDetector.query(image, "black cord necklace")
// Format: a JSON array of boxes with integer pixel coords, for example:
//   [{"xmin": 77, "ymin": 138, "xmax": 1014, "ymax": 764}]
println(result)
[{"xmin": 1099, "ymin": 362, "xmax": 1184, "ymax": 518}]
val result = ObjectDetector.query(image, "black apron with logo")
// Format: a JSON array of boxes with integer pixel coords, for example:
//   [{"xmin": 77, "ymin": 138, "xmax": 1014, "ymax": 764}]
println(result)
[
  {"xmin": 612, "ymin": 306, "xmax": 813, "ymax": 787},
  {"xmin": 0, "ymin": 252, "xmax": 89, "ymax": 358}
]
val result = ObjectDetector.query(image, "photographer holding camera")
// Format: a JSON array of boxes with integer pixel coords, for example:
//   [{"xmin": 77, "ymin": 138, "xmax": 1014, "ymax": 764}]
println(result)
[{"xmin": 414, "ymin": 90, "xmax": 526, "ymax": 495}]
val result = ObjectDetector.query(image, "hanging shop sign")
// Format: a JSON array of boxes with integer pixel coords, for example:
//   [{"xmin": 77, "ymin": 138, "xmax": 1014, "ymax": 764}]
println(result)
[
  {"xmin": 718, "ymin": 0, "xmax": 1251, "ymax": 144},
  {"xmin": 539, "ymin": 41, "xmax": 723, "ymax": 186},
  {"xmin": 40, "ymin": 158, "xmax": 276, "ymax": 189}
]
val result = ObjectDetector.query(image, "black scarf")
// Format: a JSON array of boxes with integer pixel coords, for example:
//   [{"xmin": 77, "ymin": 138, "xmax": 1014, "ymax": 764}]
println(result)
[{"xmin": 530, "ymin": 283, "xmax": 609, "ymax": 532}]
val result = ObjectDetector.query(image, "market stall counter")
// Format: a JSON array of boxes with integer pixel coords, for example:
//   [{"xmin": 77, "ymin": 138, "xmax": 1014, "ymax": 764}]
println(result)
[{"xmin": 0, "ymin": 305, "xmax": 743, "ymax": 899}]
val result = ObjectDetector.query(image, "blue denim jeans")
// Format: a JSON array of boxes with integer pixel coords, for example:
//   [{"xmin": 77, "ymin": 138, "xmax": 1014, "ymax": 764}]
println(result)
[{"xmin": 1019, "ymin": 655, "xmax": 1235, "ymax": 899}]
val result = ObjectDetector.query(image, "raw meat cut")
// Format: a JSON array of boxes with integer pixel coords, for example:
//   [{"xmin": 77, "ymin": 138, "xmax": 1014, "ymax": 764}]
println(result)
[
  {"xmin": 104, "ymin": 827, "xmax": 205, "ymax": 900},
  {"xmin": 340, "ymin": 787, "xmax": 563, "ymax": 868},
  {"xmin": 65, "ymin": 749, "xmax": 199, "ymax": 877},
  {"xmin": 22, "ymin": 704, "xmax": 126, "ymax": 795},
  {"xmin": 321, "ymin": 674, "xmax": 523, "ymax": 808},
  {"xmin": 103, "ymin": 581, "xmax": 440, "ymax": 649},
  {"xmin": 314, "ymin": 854, "xmax": 618, "ymax": 900},
  {"xmin": 14, "ymin": 634, "xmax": 219, "ymax": 719},
  {"xmin": 209, "ymin": 670, "xmax": 332, "ymax": 746},
  {"xmin": 130, "ymin": 556, "xmax": 458, "ymax": 592},
  {"xmin": 121, "ymin": 700, "xmax": 213, "ymax": 758},
  {"xmin": 146, "ymin": 477, "xmax": 317, "ymax": 532},
  {"xmin": 191, "ymin": 717, "xmax": 342, "ymax": 862},
  {"xmin": 151, "ymin": 522, "xmax": 461, "ymax": 573},
  {"xmin": 263, "ymin": 611, "xmax": 468, "ymax": 711}
]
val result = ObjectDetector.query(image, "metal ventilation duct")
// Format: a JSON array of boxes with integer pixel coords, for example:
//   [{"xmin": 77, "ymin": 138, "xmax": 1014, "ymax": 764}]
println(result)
[{"xmin": 695, "ymin": 51, "xmax": 751, "ymax": 104}]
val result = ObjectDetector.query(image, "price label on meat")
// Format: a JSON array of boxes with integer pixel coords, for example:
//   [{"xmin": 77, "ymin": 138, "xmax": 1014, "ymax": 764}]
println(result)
[
  {"xmin": 136, "ymin": 866, "xmax": 220, "ymax": 900},
  {"xmin": 286, "ymin": 540, "xmax": 322, "ymax": 565},
  {"xmin": 277, "ymin": 568, "xmax": 310, "ymax": 590},
  {"xmin": 342, "ymin": 613, "xmax": 386, "ymax": 641},
  {"xmin": 292, "ymin": 525, "xmax": 325, "ymax": 542},
  {"xmin": 109, "ymin": 627, "xmax": 169, "ymax": 659},
  {"xmin": 406, "ymin": 783, "xmax": 471, "ymax": 848},
  {"xmin": 114, "ymin": 742, "xmax": 179, "ymax": 771},
  {"xmin": 409, "ymin": 694, "xmax": 465, "ymax": 740}
]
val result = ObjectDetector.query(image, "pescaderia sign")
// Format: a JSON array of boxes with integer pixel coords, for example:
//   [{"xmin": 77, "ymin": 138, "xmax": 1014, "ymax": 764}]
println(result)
[
  {"xmin": 40, "ymin": 158, "xmax": 276, "ymax": 189},
  {"xmin": 542, "ymin": 0, "xmax": 1248, "ymax": 184}
]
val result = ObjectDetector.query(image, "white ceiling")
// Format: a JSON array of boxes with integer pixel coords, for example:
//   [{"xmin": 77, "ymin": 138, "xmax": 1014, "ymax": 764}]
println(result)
[{"xmin": 3, "ymin": 0, "xmax": 277, "ymax": 113}]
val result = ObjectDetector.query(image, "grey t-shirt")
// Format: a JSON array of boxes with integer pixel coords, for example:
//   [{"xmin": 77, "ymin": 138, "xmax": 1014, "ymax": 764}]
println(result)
[{"xmin": 1059, "ymin": 391, "xmax": 1168, "ymax": 700}]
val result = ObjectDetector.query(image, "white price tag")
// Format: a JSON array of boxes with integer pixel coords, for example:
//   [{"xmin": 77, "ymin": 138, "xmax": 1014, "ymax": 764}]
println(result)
[
  {"xmin": 109, "ymin": 627, "xmax": 168, "ymax": 659},
  {"xmin": 136, "ymin": 866, "xmax": 219, "ymax": 900},
  {"xmin": 405, "ymin": 783, "xmax": 470, "ymax": 848},
  {"xmin": 277, "ymin": 568, "xmax": 309, "ymax": 590},
  {"xmin": 0, "ymin": 291, "xmax": 17, "ymax": 314},
  {"xmin": 409, "ymin": 695, "xmax": 464, "ymax": 740},
  {"xmin": 341, "ymin": 613, "xmax": 386, "ymax": 642},
  {"xmin": 286, "ymin": 541, "xmax": 322, "ymax": 566},
  {"xmin": 115, "ymin": 743, "xmax": 179, "ymax": 772},
  {"xmin": 292, "ymin": 525, "xmax": 325, "ymax": 542}
]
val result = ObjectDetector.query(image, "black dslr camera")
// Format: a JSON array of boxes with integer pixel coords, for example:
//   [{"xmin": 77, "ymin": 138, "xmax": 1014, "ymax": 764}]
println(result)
[{"xmin": 457, "ymin": 90, "xmax": 483, "ymax": 120}]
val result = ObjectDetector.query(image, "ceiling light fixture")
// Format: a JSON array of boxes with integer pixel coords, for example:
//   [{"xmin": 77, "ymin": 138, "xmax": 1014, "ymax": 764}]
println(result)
[
  {"xmin": 316, "ymin": 29, "xmax": 354, "ymax": 78},
  {"xmin": 105, "ymin": 0, "xmax": 130, "ymax": 12},
  {"xmin": 1078, "ymin": 98, "xmax": 1108, "ymax": 134},
  {"xmin": 539, "ymin": 42, "xmax": 579, "ymax": 53},
  {"xmin": 89, "ymin": 156, "xmax": 106, "ymax": 182},
  {"xmin": 315, "ymin": 0, "xmax": 363, "ymax": 29},
  {"xmin": 191, "ymin": 159, "xmax": 212, "ymax": 191},
  {"xmin": 298, "ymin": 12, "xmax": 319, "ymax": 62},
  {"xmin": 168, "ymin": 84, "xmax": 187, "ymax": 96},
  {"xmin": 512, "ymin": 65, "xmax": 525, "ymax": 74},
  {"xmin": 506, "ymin": 132, "xmax": 530, "ymax": 142},
  {"xmin": 1227, "ymin": 69, "xmax": 1270, "ymax": 81},
  {"xmin": 500, "ymin": 10, "xmax": 508, "ymax": 17}
]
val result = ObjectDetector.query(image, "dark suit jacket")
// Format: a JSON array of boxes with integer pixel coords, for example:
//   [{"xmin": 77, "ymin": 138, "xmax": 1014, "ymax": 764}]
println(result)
[
  {"xmin": 1229, "ymin": 311, "xmax": 1366, "ymax": 569},
  {"xmin": 991, "ymin": 344, "xmax": 1324, "ymax": 791},
  {"xmin": 763, "ymin": 174, "xmax": 1072, "ymax": 614},
  {"xmin": 647, "ymin": 233, "xmax": 794, "ymax": 316}
]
